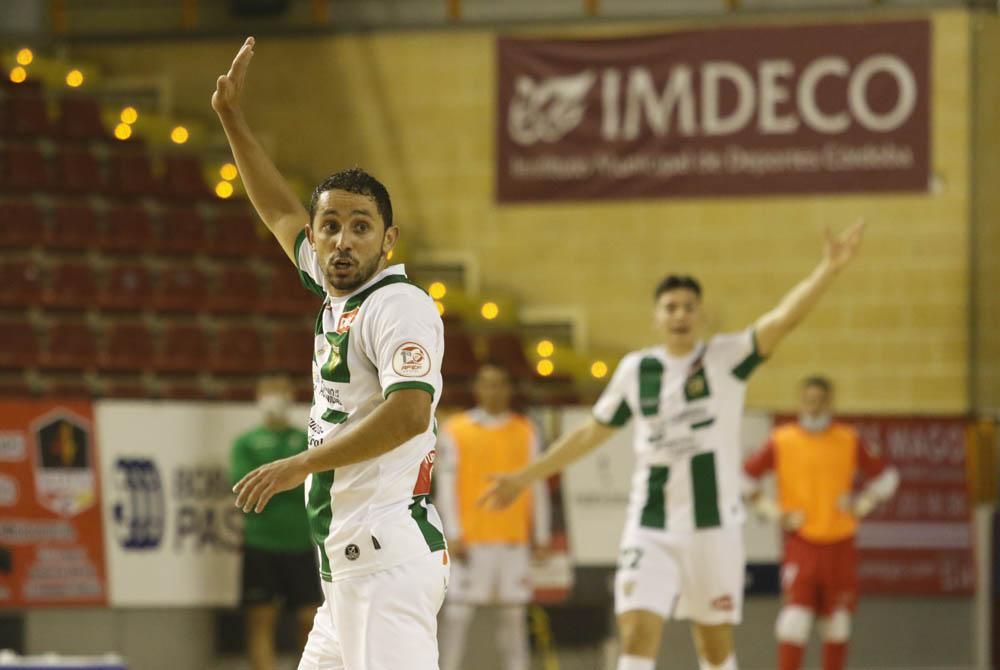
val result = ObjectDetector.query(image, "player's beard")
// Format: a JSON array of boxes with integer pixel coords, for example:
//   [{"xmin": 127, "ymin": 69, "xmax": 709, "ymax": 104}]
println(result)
[{"xmin": 326, "ymin": 249, "xmax": 384, "ymax": 292}]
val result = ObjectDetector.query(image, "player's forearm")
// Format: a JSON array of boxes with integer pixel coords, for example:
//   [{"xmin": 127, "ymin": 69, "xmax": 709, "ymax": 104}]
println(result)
[
  {"xmin": 515, "ymin": 420, "xmax": 609, "ymax": 486},
  {"xmin": 299, "ymin": 393, "xmax": 429, "ymax": 473},
  {"xmin": 756, "ymin": 260, "xmax": 838, "ymax": 354},
  {"xmin": 216, "ymin": 109, "xmax": 309, "ymax": 228}
]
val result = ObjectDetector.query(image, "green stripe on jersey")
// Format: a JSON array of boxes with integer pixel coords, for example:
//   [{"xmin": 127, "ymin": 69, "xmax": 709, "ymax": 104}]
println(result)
[
  {"xmin": 408, "ymin": 495, "xmax": 446, "ymax": 551},
  {"xmin": 639, "ymin": 466, "xmax": 669, "ymax": 529},
  {"xmin": 732, "ymin": 330, "xmax": 765, "ymax": 381},
  {"xmin": 307, "ymin": 469, "xmax": 335, "ymax": 580},
  {"xmin": 604, "ymin": 400, "xmax": 632, "ymax": 427},
  {"xmin": 638, "ymin": 357, "xmax": 664, "ymax": 417},
  {"xmin": 294, "ymin": 229, "xmax": 326, "ymax": 298},
  {"xmin": 317, "ymin": 274, "xmax": 420, "ymax": 385},
  {"xmin": 690, "ymin": 452, "xmax": 722, "ymax": 528}
]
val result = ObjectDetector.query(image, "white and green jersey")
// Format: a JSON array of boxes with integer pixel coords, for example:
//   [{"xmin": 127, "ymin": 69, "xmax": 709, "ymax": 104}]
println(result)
[
  {"xmin": 592, "ymin": 330, "xmax": 765, "ymax": 534},
  {"xmin": 295, "ymin": 232, "xmax": 446, "ymax": 582}
]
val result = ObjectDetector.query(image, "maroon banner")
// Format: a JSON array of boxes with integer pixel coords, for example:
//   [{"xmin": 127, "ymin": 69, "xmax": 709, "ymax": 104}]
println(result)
[
  {"xmin": 0, "ymin": 400, "xmax": 107, "ymax": 606},
  {"xmin": 497, "ymin": 20, "xmax": 930, "ymax": 202}
]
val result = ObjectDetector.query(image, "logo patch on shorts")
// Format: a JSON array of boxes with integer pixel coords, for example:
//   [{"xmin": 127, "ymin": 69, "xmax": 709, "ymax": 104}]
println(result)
[
  {"xmin": 710, "ymin": 594, "xmax": 734, "ymax": 611},
  {"xmin": 623, "ymin": 581, "xmax": 635, "ymax": 597},
  {"xmin": 392, "ymin": 342, "xmax": 431, "ymax": 377},
  {"xmin": 345, "ymin": 544, "xmax": 360, "ymax": 561}
]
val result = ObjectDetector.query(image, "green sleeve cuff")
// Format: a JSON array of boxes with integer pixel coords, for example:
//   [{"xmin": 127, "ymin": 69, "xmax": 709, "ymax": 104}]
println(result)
[
  {"xmin": 594, "ymin": 399, "xmax": 632, "ymax": 427},
  {"xmin": 294, "ymin": 229, "xmax": 325, "ymax": 298},
  {"xmin": 384, "ymin": 381, "xmax": 436, "ymax": 399}
]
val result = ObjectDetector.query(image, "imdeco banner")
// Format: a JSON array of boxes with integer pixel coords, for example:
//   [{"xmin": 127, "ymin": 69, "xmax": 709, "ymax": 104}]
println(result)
[{"xmin": 496, "ymin": 20, "xmax": 930, "ymax": 202}]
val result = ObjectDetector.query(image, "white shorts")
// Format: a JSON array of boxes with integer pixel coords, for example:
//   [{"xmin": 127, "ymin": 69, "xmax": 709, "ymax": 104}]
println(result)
[
  {"xmin": 614, "ymin": 524, "xmax": 745, "ymax": 625},
  {"xmin": 447, "ymin": 544, "xmax": 531, "ymax": 605},
  {"xmin": 298, "ymin": 549, "xmax": 450, "ymax": 670}
]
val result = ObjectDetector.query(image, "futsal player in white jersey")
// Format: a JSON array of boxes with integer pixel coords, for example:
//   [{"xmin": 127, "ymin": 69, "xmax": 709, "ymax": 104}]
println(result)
[
  {"xmin": 481, "ymin": 223, "xmax": 865, "ymax": 670},
  {"xmin": 214, "ymin": 38, "xmax": 449, "ymax": 669}
]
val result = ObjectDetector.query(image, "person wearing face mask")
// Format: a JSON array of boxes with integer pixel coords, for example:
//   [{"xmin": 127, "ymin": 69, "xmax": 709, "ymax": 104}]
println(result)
[
  {"xmin": 231, "ymin": 375, "xmax": 320, "ymax": 670},
  {"xmin": 742, "ymin": 376, "xmax": 899, "ymax": 670},
  {"xmin": 434, "ymin": 362, "xmax": 552, "ymax": 670}
]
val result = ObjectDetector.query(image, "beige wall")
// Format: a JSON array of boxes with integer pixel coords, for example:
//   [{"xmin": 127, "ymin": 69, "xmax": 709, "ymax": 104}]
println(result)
[
  {"xmin": 73, "ymin": 10, "xmax": 972, "ymax": 413},
  {"xmin": 973, "ymin": 13, "xmax": 1000, "ymax": 413}
]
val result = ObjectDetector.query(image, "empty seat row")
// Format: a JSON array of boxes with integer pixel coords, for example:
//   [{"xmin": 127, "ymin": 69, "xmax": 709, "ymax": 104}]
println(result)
[
  {"xmin": 0, "ymin": 199, "xmax": 281, "ymax": 261},
  {"xmin": 0, "ymin": 259, "xmax": 319, "ymax": 316},
  {"xmin": 0, "ymin": 142, "xmax": 217, "ymax": 200},
  {"xmin": 0, "ymin": 319, "xmax": 313, "ymax": 376},
  {"xmin": 0, "ymin": 90, "xmax": 109, "ymax": 142}
]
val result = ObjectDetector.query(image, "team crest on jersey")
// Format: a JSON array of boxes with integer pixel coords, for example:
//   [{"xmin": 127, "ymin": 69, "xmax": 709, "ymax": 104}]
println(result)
[
  {"xmin": 392, "ymin": 342, "xmax": 431, "ymax": 377},
  {"xmin": 336, "ymin": 308, "xmax": 359, "ymax": 334},
  {"xmin": 685, "ymin": 375, "xmax": 706, "ymax": 397}
]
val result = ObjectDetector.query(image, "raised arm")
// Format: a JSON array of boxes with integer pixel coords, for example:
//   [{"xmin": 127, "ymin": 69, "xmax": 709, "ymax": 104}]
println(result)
[
  {"xmin": 754, "ymin": 220, "xmax": 866, "ymax": 357},
  {"xmin": 478, "ymin": 417, "xmax": 615, "ymax": 510},
  {"xmin": 212, "ymin": 36, "xmax": 308, "ymax": 264}
]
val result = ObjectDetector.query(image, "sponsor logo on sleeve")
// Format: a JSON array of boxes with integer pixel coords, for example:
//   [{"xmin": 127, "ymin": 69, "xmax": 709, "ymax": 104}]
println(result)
[{"xmin": 392, "ymin": 342, "xmax": 431, "ymax": 378}]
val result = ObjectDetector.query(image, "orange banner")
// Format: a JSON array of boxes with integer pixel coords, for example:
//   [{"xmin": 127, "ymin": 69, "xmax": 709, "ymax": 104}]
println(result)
[{"xmin": 0, "ymin": 400, "xmax": 107, "ymax": 606}]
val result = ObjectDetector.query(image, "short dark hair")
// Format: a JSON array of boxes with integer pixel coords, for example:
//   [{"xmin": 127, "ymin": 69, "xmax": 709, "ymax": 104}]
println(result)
[
  {"xmin": 309, "ymin": 167, "xmax": 393, "ymax": 229},
  {"xmin": 654, "ymin": 275, "xmax": 702, "ymax": 301},
  {"xmin": 802, "ymin": 375, "xmax": 834, "ymax": 394}
]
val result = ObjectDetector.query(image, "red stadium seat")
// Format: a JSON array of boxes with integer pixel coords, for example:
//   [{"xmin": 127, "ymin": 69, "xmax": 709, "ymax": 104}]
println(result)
[
  {"xmin": 2, "ymin": 94, "xmax": 51, "ymax": 138},
  {"xmin": 217, "ymin": 379, "xmax": 257, "ymax": 401},
  {"xmin": 207, "ymin": 265, "xmax": 261, "ymax": 315},
  {"xmin": 0, "ymin": 372, "xmax": 34, "ymax": 397},
  {"xmin": 0, "ymin": 199, "xmax": 44, "ymax": 249},
  {"xmin": 101, "ymin": 203, "xmax": 156, "ymax": 254},
  {"xmin": 41, "ymin": 262, "xmax": 98, "ymax": 310},
  {"xmin": 98, "ymin": 263, "xmax": 153, "ymax": 312},
  {"xmin": 208, "ymin": 210, "xmax": 264, "ymax": 258},
  {"xmin": 107, "ymin": 145, "xmax": 158, "ymax": 199},
  {"xmin": 97, "ymin": 321, "xmax": 153, "ymax": 373},
  {"xmin": 101, "ymin": 377, "xmax": 150, "ymax": 399},
  {"xmin": 158, "ymin": 206, "xmax": 207, "ymax": 255},
  {"xmin": 46, "ymin": 201, "xmax": 99, "ymax": 251},
  {"xmin": 158, "ymin": 377, "xmax": 209, "ymax": 400},
  {"xmin": 56, "ymin": 95, "xmax": 109, "ymax": 142},
  {"xmin": 262, "ymin": 267, "xmax": 323, "ymax": 316},
  {"xmin": 0, "ymin": 320, "xmax": 40, "ymax": 369},
  {"xmin": 39, "ymin": 319, "xmax": 97, "ymax": 371},
  {"xmin": 0, "ymin": 142, "xmax": 50, "ymax": 192},
  {"xmin": 152, "ymin": 265, "xmax": 206, "ymax": 313},
  {"xmin": 0, "ymin": 259, "xmax": 42, "ymax": 308},
  {"xmin": 485, "ymin": 332, "xmax": 535, "ymax": 380},
  {"xmin": 162, "ymin": 154, "xmax": 212, "ymax": 201},
  {"xmin": 43, "ymin": 377, "xmax": 95, "ymax": 398},
  {"xmin": 54, "ymin": 147, "xmax": 106, "ymax": 195},
  {"xmin": 442, "ymin": 330, "xmax": 480, "ymax": 381},
  {"xmin": 209, "ymin": 324, "xmax": 264, "ymax": 375},
  {"xmin": 266, "ymin": 326, "xmax": 313, "ymax": 376},
  {"xmin": 154, "ymin": 323, "xmax": 209, "ymax": 373}
]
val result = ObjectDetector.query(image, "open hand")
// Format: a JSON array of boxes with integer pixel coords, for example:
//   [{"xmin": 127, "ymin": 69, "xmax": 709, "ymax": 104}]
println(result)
[
  {"xmin": 233, "ymin": 454, "xmax": 308, "ymax": 513},
  {"xmin": 212, "ymin": 36, "xmax": 255, "ymax": 115},
  {"xmin": 477, "ymin": 472, "xmax": 528, "ymax": 510},
  {"xmin": 823, "ymin": 219, "xmax": 866, "ymax": 273}
]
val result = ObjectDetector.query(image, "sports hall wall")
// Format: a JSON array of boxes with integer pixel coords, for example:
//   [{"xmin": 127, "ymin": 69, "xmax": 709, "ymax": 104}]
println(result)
[
  {"xmin": 70, "ymin": 9, "xmax": 976, "ymax": 416},
  {"xmin": 972, "ymin": 13, "xmax": 1000, "ymax": 414}
]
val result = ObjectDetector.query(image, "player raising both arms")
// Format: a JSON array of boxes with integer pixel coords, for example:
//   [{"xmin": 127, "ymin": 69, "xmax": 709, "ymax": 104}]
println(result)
[
  {"xmin": 480, "ymin": 222, "xmax": 865, "ymax": 670},
  {"xmin": 214, "ymin": 38, "xmax": 449, "ymax": 670}
]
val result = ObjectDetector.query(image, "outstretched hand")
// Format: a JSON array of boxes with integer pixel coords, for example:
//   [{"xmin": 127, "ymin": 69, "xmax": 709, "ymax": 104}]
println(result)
[
  {"xmin": 233, "ymin": 453, "xmax": 308, "ymax": 513},
  {"xmin": 212, "ymin": 36, "xmax": 255, "ymax": 116},
  {"xmin": 823, "ymin": 219, "xmax": 866, "ymax": 273},
  {"xmin": 476, "ymin": 472, "xmax": 528, "ymax": 511}
]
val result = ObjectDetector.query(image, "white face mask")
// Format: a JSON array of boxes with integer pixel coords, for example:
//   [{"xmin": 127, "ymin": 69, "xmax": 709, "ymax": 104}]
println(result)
[
  {"xmin": 258, "ymin": 393, "xmax": 290, "ymax": 422},
  {"xmin": 799, "ymin": 413, "xmax": 832, "ymax": 433}
]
